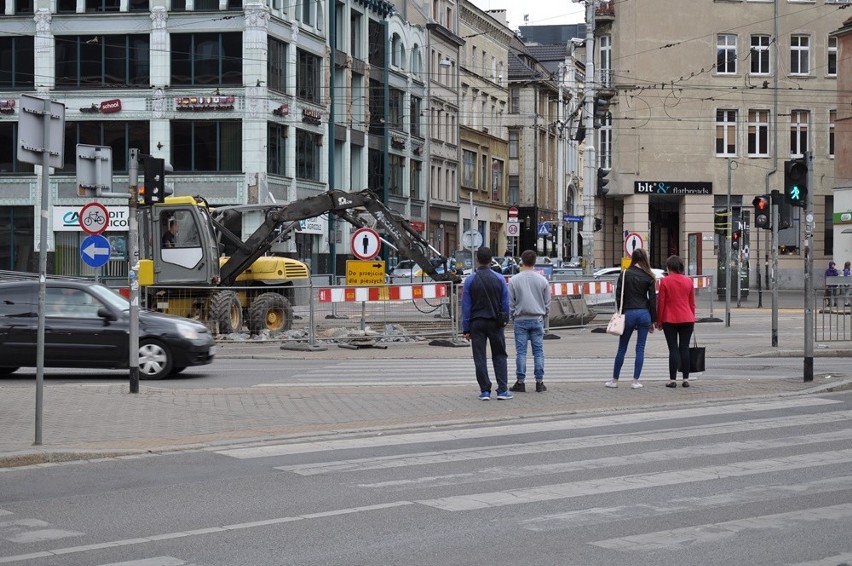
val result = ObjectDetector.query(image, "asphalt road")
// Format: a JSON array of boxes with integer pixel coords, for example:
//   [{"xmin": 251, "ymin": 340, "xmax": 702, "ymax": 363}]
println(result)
[{"xmin": 1, "ymin": 391, "xmax": 850, "ymax": 565}]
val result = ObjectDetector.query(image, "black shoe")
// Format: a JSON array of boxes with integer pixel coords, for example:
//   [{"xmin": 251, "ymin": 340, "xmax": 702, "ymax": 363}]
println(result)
[
  {"xmin": 535, "ymin": 381, "xmax": 547, "ymax": 393},
  {"xmin": 665, "ymin": 381, "xmax": 677, "ymax": 388},
  {"xmin": 510, "ymin": 381, "xmax": 526, "ymax": 392},
  {"xmin": 681, "ymin": 380, "xmax": 690, "ymax": 388}
]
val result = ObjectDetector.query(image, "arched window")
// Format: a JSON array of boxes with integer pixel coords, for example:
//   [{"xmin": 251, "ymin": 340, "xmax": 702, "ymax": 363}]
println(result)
[
  {"xmin": 411, "ymin": 45, "xmax": 422, "ymax": 77},
  {"xmin": 391, "ymin": 33, "xmax": 402, "ymax": 67}
]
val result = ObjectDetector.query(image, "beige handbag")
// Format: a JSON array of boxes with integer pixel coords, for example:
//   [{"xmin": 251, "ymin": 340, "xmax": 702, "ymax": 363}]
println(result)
[{"xmin": 606, "ymin": 271, "xmax": 626, "ymax": 336}]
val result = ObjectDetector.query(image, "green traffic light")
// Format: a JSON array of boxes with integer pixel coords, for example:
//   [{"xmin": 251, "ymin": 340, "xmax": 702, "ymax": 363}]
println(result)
[{"xmin": 789, "ymin": 185, "xmax": 802, "ymax": 201}]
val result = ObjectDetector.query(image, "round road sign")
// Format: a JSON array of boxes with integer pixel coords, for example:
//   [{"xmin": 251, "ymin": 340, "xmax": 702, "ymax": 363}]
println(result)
[
  {"xmin": 351, "ymin": 227, "xmax": 381, "ymax": 260},
  {"xmin": 506, "ymin": 223, "xmax": 520, "ymax": 237},
  {"xmin": 624, "ymin": 232, "xmax": 644, "ymax": 257},
  {"xmin": 508, "ymin": 206, "xmax": 519, "ymax": 221},
  {"xmin": 80, "ymin": 234, "xmax": 111, "ymax": 268},
  {"xmin": 79, "ymin": 202, "xmax": 109, "ymax": 235}
]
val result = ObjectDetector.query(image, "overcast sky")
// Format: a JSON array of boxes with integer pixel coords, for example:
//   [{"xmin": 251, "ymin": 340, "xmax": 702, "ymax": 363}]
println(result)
[{"xmin": 468, "ymin": 0, "xmax": 585, "ymax": 32}]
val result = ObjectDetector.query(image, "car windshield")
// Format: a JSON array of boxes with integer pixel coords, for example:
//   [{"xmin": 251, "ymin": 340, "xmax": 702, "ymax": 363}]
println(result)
[{"xmin": 88, "ymin": 284, "xmax": 130, "ymax": 311}]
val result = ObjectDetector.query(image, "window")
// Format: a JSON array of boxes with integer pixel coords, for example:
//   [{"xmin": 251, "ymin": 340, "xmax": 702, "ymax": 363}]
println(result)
[
  {"xmin": 789, "ymin": 110, "xmax": 809, "ymax": 157},
  {"xmin": 790, "ymin": 34, "xmax": 809, "ymax": 75},
  {"xmin": 750, "ymin": 35, "xmax": 771, "ymax": 75},
  {"xmin": 491, "ymin": 159, "xmax": 503, "ymax": 202},
  {"xmin": 297, "ymin": 48, "xmax": 321, "ymax": 103},
  {"xmin": 63, "ymin": 121, "xmax": 150, "ymax": 174},
  {"xmin": 0, "ymin": 124, "xmax": 34, "ymax": 173},
  {"xmin": 14, "ymin": 0, "xmax": 34, "ymax": 13},
  {"xmin": 717, "ymin": 34, "xmax": 737, "ymax": 74},
  {"xmin": 128, "ymin": 0, "xmax": 148, "ymax": 10},
  {"xmin": 715, "ymin": 110, "xmax": 737, "ymax": 156},
  {"xmin": 268, "ymin": 38, "xmax": 287, "ymax": 93},
  {"xmin": 509, "ymin": 175, "xmax": 519, "ymax": 204},
  {"xmin": 0, "ymin": 36, "xmax": 34, "ymax": 88},
  {"xmin": 388, "ymin": 88, "xmax": 403, "ymax": 130},
  {"xmin": 57, "ymin": 0, "xmax": 75, "ymax": 11},
  {"xmin": 828, "ymin": 36, "xmax": 837, "ymax": 76},
  {"xmin": 508, "ymin": 129, "xmax": 518, "ymax": 159},
  {"xmin": 171, "ymin": 120, "xmax": 242, "ymax": 172},
  {"xmin": 599, "ymin": 35, "xmax": 612, "ymax": 87},
  {"xmin": 85, "ymin": 0, "xmax": 120, "ymax": 12},
  {"xmin": 389, "ymin": 154, "xmax": 404, "ymax": 196},
  {"xmin": 829, "ymin": 109, "xmax": 836, "ymax": 158},
  {"xmin": 599, "ymin": 113, "xmax": 612, "ymax": 168},
  {"xmin": 410, "ymin": 96, "xmax": 422, "ymax": 137},
  {"xmin": 350, "ymin": 11, "xmax": 363, "ymax": 59},
  {"xmin": 410, "ymin": 160, "xmax": 422, "ymax": 200},
  {"xmin": 509, "ymin": 87, "xmax": 519, "ymax": 114},
  {"xmin": 295, "ymin": 129, "xmax": 321, "ymax": 180},
  {"xmin": 56, "ymin": 35, "xmax": 149, "ymax": 87},
  {"xmin": 299, "ymin": 0, "xmax": 315, "ymax": 26},
  {"xmin": 267, "ymin": 123, "xmax": 287, "ymax": 176},
  {"xmin": 481, "ymin": 154, "xmax": 488, "ymax": 191},
  {"xmin": 391, "ymin": 33, "xmax": 402, "ymax": 68},
  {"xmin": 825, "ymin": 195, "xmax": 833, "ymax": 256},
  {"xmin": 171, "ymin": 33, "xmax": 241, "ymax": 86},
  {"xmin": 462, "ymin": 150, "xmax": 475, "ymax": 187},
  {"xmin": 747, "ymin": 109, "xmax": 769, "ymax": 157}
]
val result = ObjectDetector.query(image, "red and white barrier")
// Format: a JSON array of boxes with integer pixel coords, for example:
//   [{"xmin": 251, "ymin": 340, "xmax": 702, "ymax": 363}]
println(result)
[
  {"xmin": 318, "ymin": 283, "xmax": 448, "ymax": 303},
  {"xmin": 550, "ymin": 281, "xmax": 613, "ymax": 297}
]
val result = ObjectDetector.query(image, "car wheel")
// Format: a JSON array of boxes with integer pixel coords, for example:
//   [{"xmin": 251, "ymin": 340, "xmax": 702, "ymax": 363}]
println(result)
[
  {"xmin": 0, "ymin": 367, "xmax": 19, "ymax": 376},
  {"xmin": 138, "ymin": 339, "xmax": 173, "ymax": 380},
  {"xmin": 209, "ymin": 290, "xmax": 243, "ymax": 334},
  {"xmin": 248, "ymin": 292, "xmax": 293, "ymax": 334}
]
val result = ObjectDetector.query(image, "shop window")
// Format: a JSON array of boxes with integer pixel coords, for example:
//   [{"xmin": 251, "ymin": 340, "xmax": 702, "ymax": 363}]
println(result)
[
  {"xmin": 56, "ymin": 35, "xmax": 149, "ymax": 87},
  {"xmin": 171, "ymin": 120, "xmax": 242, "ymax": 172},
  {"xmin": 171, "ymin": 32, "xmax": 242, "ymax": 86}
]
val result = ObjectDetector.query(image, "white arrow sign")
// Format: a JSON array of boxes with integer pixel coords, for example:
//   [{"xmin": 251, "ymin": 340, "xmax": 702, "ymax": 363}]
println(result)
[{"xmin": 83, "ymin": 241, "xmax": 110, "ymax": 259}]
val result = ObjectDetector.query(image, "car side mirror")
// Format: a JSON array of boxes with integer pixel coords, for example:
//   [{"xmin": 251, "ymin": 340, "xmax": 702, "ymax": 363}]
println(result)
[{"xmin": 97, "ymin": 307, "xmax": 117, "ymax": 322}]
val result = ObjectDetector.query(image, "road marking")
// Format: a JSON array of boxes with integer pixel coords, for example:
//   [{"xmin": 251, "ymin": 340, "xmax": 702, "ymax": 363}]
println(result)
[
  {"xmin": 276, "ymin": 411, "xmax": 852, "ymax": 476},
  {"xmin": 416, "ymin": 448, "xmax": 852, "ymax": 511},
  {"xmin": 98, "ymin": 558, "xmax": 189, "ymax": 566},
  {"xmin": 590, "ymin": 502, "xmax": 852, "ymax": 551},
  {"xmin": 0, "ymin": 519, "xmax": 83, "ymax": 543},
  {"xmin": 786, "ymin": 552, "xmax": 852, "ymax": 566},
  {"xmin": 215, "ymin": 397, "xmax": 839, "ymax": 459}
]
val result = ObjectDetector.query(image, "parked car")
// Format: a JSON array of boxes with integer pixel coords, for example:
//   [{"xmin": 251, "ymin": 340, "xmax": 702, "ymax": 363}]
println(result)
[
  {"xmin": 390, "ymin": 260, "xmax": 419, "ymax": 282},
  {"xmin": 495, "ymin": 256, "xmax": 520, "ymax": 275},
  {"xmin": 0, "ymin": 278, "xmax": 216, "ymax": 380},
  {"xmin": 593, "ymin": 267, "xmax": 667, "ymax": 280}
]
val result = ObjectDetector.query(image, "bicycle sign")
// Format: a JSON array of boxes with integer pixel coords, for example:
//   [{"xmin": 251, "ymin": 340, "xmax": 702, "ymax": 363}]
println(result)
[{"xmin": 79, "ymin": 202, "xmax": 109, "ymax": 235}]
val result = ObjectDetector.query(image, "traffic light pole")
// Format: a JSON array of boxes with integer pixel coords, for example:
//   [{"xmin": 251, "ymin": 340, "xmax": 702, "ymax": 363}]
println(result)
[
  {"xmin": 770, "ymin": 190, "xmax": 780, "ymax": 347},
  {"xmin": 128, "ymin": 149, "xmax": 140, "ymax": 394},
  {"xmin": 581, "ymin": 0, "xmax": 596, "ymax": 275},
  {"xmin": 803, "ymin": 151, "xmax": 814, "ymax": 382}
]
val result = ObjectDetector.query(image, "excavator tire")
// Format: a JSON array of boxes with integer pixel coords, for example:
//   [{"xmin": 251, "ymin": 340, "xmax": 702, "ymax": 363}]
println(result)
[
  {"xmin": 248, "ymin": 292, "xmax": 293, "ymax": 334},
  {"xmin": 209, "ymin": 290, "xmax": 243, "ymax": 334}
]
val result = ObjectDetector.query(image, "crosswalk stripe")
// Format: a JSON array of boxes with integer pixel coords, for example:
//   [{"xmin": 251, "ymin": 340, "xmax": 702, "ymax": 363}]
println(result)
[
  {"xmin": 416, "ymin": 448, "xmax": 852, "ymax": 511},
  {"xmin": 278, "ymin": 411, "xmax": 852, "ymax": 476},
  {"xmin": 786, "ymin": 552, "xmax": 852, "ymax": 566},
  {"xmin": 215, "ymin": 397, "xmax": 839, "ymax": 459}
]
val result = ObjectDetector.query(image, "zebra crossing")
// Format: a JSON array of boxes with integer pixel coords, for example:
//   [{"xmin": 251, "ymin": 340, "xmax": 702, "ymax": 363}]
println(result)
[{"xmin": 0, "ymin": 396, "xmax": 850, "ymax": 565}]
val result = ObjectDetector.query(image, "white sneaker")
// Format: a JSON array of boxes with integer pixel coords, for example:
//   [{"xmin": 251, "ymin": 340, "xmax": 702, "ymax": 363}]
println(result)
[
  {"xmin": 605, "ymin": 380, "xmax": 618, "ymax": 388},
  {"xmin": 631, "ymin": 380, "xmax": 643, "ymax": 389}
]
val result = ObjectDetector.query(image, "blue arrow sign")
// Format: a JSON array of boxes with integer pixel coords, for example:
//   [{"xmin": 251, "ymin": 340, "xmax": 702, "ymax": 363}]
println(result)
[{"xmin": 80, "ymin": 234, "xmax": 111, "ymax": 268}]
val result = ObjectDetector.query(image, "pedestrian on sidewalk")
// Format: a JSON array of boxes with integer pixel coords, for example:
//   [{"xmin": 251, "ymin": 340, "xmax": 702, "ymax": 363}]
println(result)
[
  {"xmin": 605, "ymin": 248, "xmax": 657, "ymax": 390},
  {"xmin": 825, "ymin": 261, "xmax": 840, "ymax": 308},
  {"xmin": 655, "ymin": 255, "xmax": 696, "ymax": 388},
  {"xmin": 509, "ymin": 250, "xmax": 551, "ymax": 393},
  {"xmin": 462, "ymin": 246, "xmax": 512, "ymax": 401}
]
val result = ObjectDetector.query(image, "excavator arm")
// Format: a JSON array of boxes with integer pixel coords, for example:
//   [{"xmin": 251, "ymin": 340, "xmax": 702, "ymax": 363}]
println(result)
[{"xmin": 212, "ymin": 189, "xmax": 460, "ymax": 286}]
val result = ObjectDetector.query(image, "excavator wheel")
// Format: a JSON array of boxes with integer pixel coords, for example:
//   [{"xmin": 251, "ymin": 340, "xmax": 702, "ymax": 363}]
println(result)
[
  {"xmin": 209, "ymin": 290, "xmax": 243, "ymax": 334},
  {"xmin": 248, "ymin": 292, "xmax": 293, "ymax": 334}
]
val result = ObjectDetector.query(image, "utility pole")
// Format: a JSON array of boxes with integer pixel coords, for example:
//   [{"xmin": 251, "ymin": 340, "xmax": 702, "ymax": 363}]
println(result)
[
  {"xmin": 581, "ymin": 0, "xmax": 596, "ymax": 275},
  {"xmin": 803, "ymin": 151, "xmax": 814, "ymax": 382},
  {"xmin": 127, "ymin": 149, "xmax": 140, "ymax": 394}
]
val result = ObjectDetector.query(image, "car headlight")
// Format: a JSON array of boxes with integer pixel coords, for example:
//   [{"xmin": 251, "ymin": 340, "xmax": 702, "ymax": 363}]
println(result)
[{"xmin": 176, "ymin": 322, "xmax": 201, "ymax": 340}]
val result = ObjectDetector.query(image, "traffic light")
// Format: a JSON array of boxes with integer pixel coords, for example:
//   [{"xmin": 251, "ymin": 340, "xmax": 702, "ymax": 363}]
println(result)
[
  {"xmin": 752, "ymin": 195, "xmax": 771, "ymax": 229},
  {"xmin": 593, "ymin": 96, "xmax": 610, "ymax": 129},
  {"xmin": 597, "ymin": 168, "xmax": 610, "ymax": 197},
  {"xmin": 593, "ymin": 217, "xmax": 603, "ymax": 232},
  {"xmin": 714, "ymin": 209, "xmax": 730, "ymax": 236},
  {"xmin": 731, "ymin": 229, "xmax": 741, "ymax": 251},
  {"xmin": 142, "ymin": 156, "xmax": 166, "ymax": 205},
  {"xmin": 784, "ymin": 158, "xmax": 807, "ymax": 208}
]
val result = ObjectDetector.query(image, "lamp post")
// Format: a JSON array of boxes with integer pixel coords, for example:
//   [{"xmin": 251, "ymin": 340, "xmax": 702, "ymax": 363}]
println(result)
[{"xmin": 581, "ymin": 0, "xmax": 596, "ymax": 275}]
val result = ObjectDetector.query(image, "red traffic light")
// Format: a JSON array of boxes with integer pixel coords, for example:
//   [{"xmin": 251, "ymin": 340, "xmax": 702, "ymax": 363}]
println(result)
[{"xmin": 753, "ymin": 196, "xmax": 769, "ymax": 210}]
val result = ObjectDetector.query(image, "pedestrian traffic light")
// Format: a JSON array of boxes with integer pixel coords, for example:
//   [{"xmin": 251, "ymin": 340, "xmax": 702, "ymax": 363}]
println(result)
[
  {"xmin": 142, "ymin": 155, "xmax": 166, "ymax": 205},
  {"xmin": 784, "ymin": 158, "xmax": 807, "ymax": 208},
  {"xmin": 731, "ymin": 229, "xmax": 741, "ymax": 251},
  {"xmin": 752, "ymin": 195, "xmax": 771, "ymax": 229},
  {"xmin": 597, "ymin": 167, "xmax": 610, "ymax": 197},
  {"xmin": 593, "ymin": 217, "xmax": 603, "ymax": 232}
]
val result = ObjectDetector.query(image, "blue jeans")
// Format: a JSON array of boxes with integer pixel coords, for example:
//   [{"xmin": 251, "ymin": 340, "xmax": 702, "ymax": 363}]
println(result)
[
  {"xmin": 513, "ymin": 318, "xmax": 545, "ymax": 382},
  {"xmin": 512, "ymin": 319, "xmax": 544, "ymax": 381},
  {"xmin": 613, "ymin": 308, "xmax": 652, "ymax": 380}
]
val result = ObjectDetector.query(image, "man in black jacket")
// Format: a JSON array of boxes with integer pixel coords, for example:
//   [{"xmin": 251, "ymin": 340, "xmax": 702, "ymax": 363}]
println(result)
[{"xmin": 462, "ymin": 246, "xmax": 512, "ymax": 400}]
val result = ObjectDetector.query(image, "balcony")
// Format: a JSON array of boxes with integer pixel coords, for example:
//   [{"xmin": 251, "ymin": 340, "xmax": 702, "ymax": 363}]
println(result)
[{"xmin": 596, "ymin": 2, "xmax": 615, "ymax": 22}]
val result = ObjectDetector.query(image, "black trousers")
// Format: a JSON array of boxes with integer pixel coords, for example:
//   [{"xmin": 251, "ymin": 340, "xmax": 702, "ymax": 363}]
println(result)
[
  {"xmin": 470, "ymin": 317, "xmax": 508, "ymax": 393},
  {"xmin": 662, "ymin": 322, "xmax": 695, "ymax": 380}
]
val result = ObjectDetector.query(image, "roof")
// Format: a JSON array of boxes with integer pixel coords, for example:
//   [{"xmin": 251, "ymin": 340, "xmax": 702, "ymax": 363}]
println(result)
[{"xmin": 519, "ymin": 24, "xmax": 586, "ymax": 45}]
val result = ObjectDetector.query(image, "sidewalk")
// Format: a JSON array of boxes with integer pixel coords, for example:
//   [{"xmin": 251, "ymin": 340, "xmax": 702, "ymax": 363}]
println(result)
[{"xmin": 2, "ymin": 317, "xmax": 852, "ymax": 469}]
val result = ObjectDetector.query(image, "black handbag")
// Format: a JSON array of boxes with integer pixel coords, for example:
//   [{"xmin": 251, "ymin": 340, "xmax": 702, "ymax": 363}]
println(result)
[
  {"xmin": 688, "ymin": 332, "xmax": 705, "ymax": 373},
  {"xmin": 475, "ymin": 270, "xmax": 508, "ymax": 328}
]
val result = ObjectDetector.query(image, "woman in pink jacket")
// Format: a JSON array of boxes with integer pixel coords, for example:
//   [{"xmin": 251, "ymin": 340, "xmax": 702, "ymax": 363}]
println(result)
[{"xmin": 655, "ymin": 255, "xmax": 696, "ymax": 387}]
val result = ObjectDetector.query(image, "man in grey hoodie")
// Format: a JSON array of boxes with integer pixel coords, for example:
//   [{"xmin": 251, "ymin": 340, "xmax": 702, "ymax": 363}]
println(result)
[{"xmin": 508, "ymin": 250, "xmax": 551, "ymax": 393}]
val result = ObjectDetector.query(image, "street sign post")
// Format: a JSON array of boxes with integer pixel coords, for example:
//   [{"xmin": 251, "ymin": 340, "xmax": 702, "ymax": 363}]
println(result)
[
  {"xmin": 80, "ymin": 234, "xmax": 111, "ymax": 269},
  {"xmin": 351, "ymin": 227, "xmax": 381, "ymax": 260},
  {"xmin": 79, "ymin": 202, "xmax": 109, "ymax": 235}
]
